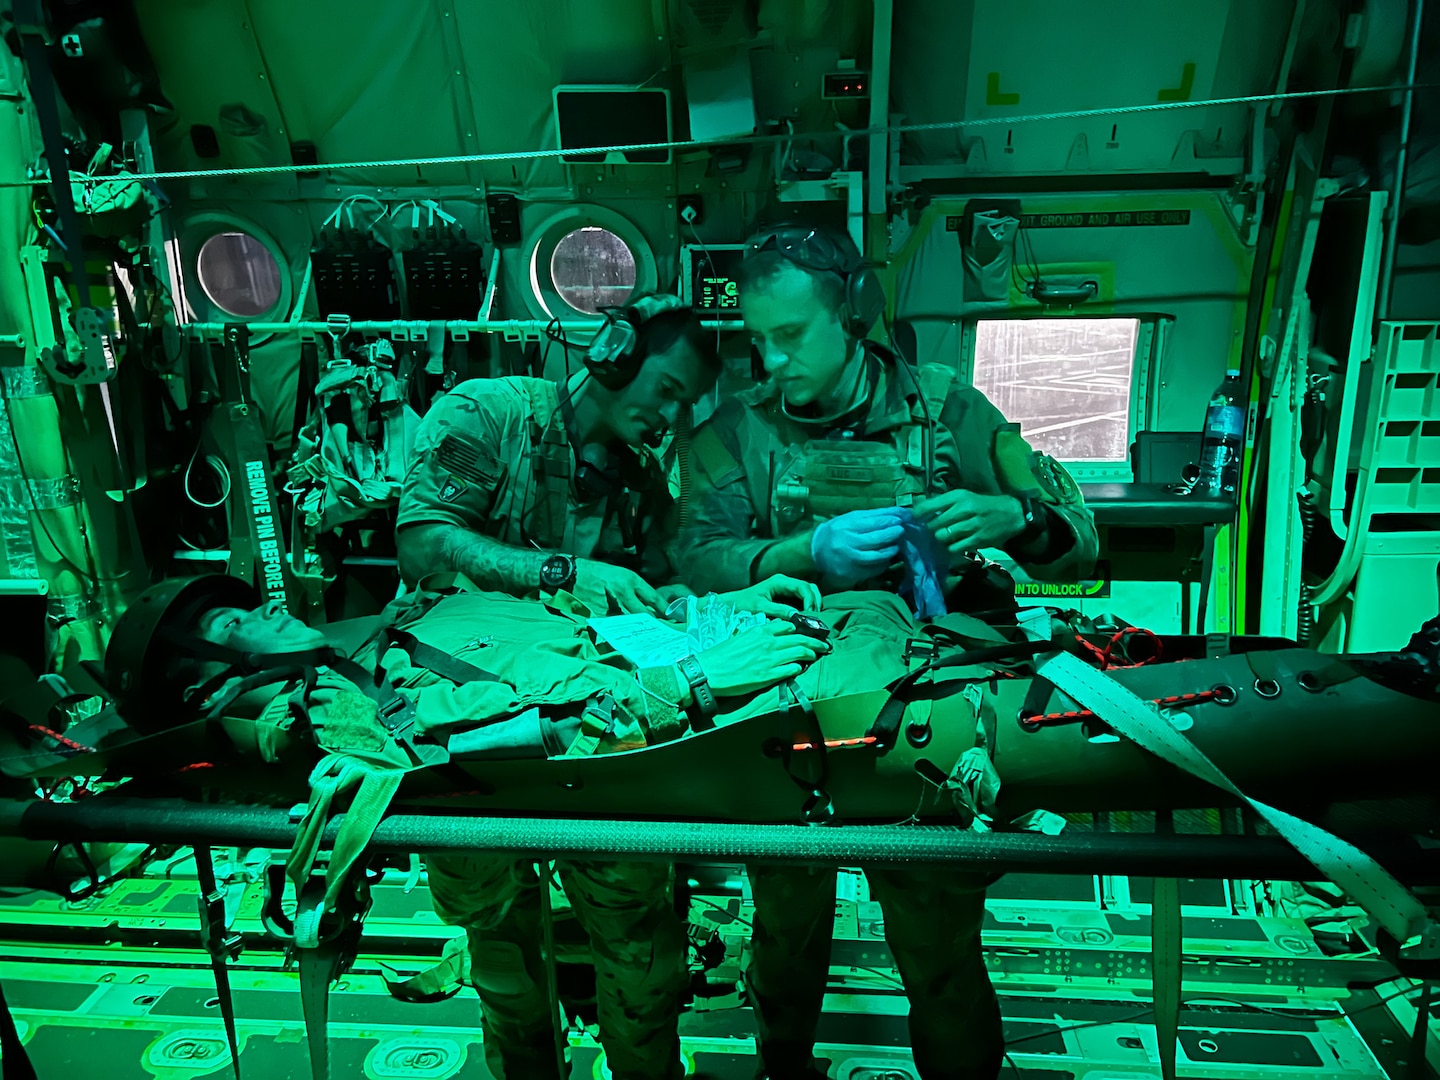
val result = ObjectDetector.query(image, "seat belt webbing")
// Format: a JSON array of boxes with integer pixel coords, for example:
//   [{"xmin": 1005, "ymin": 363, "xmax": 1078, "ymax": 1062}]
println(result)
[
  {"xmin": 1152, "ymin": 876, "xmax": 1182, "ymax": 1080},
  {"xmin": 195, "ymin": 845, "xmax": 243, "ymax": 1080},
  {"xmin": 1033, "ymin": 647, "xmax": 1433, "ymax": 947}
]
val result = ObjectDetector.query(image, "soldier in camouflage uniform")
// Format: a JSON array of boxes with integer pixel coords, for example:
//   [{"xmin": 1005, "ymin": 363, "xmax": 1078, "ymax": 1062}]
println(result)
[
  {"xmin": 674, "ymin": 226, "xmax": 1099, "ymax": 1080},
  {"xmin": 392, "ymin": 296, "xmax": 720, "ymax": 1078},
  {"xmin": 396, "ymin": 295, "xmax": 720, "ymax": 614}
]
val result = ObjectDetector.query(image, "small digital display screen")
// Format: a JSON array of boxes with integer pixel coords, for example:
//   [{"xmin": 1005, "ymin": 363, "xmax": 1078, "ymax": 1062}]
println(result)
[{"xmin": 688, "ymin": 247, "xmax": 746, "ymax": 316}]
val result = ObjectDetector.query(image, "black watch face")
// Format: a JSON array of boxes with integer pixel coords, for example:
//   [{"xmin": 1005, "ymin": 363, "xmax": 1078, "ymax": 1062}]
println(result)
[
  {"xmin": 789, "ymin": 613, "xmax": 831, "ymax": 640},
  {"xmin": 540, "ymin": 557, "xmax": 574, "ymax": 591}
]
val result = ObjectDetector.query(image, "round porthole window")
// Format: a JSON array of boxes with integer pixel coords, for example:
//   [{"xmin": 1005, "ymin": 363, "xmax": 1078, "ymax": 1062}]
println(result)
[
  {"xmin": 196, "ymin": 231, "xmax": 283, "ymax": 317},
  {"xmin": 549, "ymin": 227, "xmax": 637, "ymax": 313}
]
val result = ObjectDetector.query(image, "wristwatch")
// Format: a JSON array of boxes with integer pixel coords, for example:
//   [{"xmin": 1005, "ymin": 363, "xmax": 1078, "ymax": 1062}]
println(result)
[
  {"xmin": 675, "ymin": 654, "xmax": 718, "ymax": 729},
  {"xmin": 539, "ymin": 553, "xmax": 578, "ymax": 594}
]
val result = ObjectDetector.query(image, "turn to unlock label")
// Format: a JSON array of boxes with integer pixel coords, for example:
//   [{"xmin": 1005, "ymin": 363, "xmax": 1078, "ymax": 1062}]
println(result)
[{"xmin": 1014, "ymin": 562, "xmax": 1111, "ymax": 599}]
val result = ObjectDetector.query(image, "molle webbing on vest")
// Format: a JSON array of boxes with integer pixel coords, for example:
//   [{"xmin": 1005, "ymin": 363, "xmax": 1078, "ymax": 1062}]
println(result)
[{"xmin": 521, "ymin": 379, "xmax": 573, "ymax": 546}]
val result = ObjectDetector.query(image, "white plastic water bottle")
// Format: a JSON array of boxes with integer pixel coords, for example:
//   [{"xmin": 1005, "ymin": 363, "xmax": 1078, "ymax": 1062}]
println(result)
[{"xmin": 1196, "ymin": 368, "xmax": 1245, "ymax": 497}]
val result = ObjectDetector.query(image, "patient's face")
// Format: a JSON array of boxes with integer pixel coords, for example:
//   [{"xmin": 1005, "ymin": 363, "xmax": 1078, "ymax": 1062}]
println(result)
[{"xmin": 196, "ymin": 600, "xmax": 328, "ymax": 654}]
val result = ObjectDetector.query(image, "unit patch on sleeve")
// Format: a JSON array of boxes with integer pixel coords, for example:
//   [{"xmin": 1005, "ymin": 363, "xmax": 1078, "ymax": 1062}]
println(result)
[
  {"xmin": 1035, "ymin": 454, "xmax": 1082, "ymax": 505},
  {"xmin": 438, "ymin": 476, "xmax": 469, "ymax": 503}
]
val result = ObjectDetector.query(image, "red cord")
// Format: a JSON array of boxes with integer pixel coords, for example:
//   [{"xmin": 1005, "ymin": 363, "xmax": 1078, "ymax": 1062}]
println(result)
[
  {"xmin": 1024, "ymin": 688, "xmax": 1220, "ymax": 728},
  {"xmin": 1075, "ymin": 634, "xmax": 1109, "ymax": 665},
  {"xmin": 791, "ymin": 736, "xmax": 879, "ymax": 752},
  {"xmin": 28, "ymin": 724, "xmax": 95, "ymax": 754},
  {"xmin": 176, "ymin": 762, "xmax": 216, "ymax": 772},
  {"xmin": 1102, "ymin": 626, "xmax": 1164, "ymax": 668},
  {"xmin": 1075, "ymin": 627, "xmax": 1163, "ymax": 671}
]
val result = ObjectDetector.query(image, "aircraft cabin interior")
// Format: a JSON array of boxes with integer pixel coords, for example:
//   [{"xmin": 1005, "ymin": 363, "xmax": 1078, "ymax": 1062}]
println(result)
[{"xmin": 0, "ymin": 1, "xmax": 1437, "ymax": 1079}]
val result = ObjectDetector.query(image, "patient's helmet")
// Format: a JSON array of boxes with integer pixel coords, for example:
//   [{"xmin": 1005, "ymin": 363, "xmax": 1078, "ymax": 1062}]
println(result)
[{"xmin": 105, "ymin": 574, "xmax": 259, "ymax": 717}]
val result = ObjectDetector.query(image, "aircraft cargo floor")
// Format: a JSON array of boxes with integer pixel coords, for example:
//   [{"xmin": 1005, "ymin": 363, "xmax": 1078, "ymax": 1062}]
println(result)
[{"xmin": 0, "ymin": 854, "xmax": 1434, "ymax": 1080}]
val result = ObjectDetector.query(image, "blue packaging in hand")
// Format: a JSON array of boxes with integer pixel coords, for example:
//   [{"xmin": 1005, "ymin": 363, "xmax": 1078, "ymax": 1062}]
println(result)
[{"xmin": 896, "ymin": 507, "xmax": 948, "ymax": 619}]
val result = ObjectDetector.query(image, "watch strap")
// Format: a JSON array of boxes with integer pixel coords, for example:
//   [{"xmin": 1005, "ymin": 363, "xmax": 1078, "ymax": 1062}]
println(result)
[{"xmin": 675, "ymin": 654, "xmax": 718, "ymax": 727}]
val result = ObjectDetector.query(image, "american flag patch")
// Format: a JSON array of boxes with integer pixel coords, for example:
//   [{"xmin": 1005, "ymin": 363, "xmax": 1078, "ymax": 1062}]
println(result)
[{"xmin": 436, "ymin": 436, "xmax": 498, "ymax": 486}]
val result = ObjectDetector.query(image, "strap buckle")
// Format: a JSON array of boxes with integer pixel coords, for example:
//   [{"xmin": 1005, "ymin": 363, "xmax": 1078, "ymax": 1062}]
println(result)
[
  {"xmin": 198, "ymin": 882, "xmax": 245, "ymax": 963},
  {"xmin": 377, "ymin": 696, "xmax": 417, "ymax": 742},
  {"xmin": 903, "ymin": 637, "xmax": 939, "ymax": 669}
]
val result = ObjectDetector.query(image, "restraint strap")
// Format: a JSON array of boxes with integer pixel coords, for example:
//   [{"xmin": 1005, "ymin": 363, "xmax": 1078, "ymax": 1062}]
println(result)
[
  {"xmin": 1034, "ymin": 648, "xmax": 1434, "ymax": 947},
  {"xmin": 1152, "ymin": 876, "xmax": 1182, "ymax": 1080},
  {"xmin": 867, "ymin": 639, "xmax": 1059, "ymax": 750},
  {"xmin": 297, "ymin": 938, "xmax": 339, "ymax": 1080},
  {"xmin": 0, "ymin": 979, "xmax": 37, "ymax": 1080},
  {"xmin": 14, "ymin": 0, "xmax": 93, "ymax": 313},
  {"xmin": 194, "ymin": 845, "xmax": 243, "ymax": 1080},
  {"xmin": 565, "ymin": 694, "xmax": 617, "ymax": 758},
  {"xmin": 772, "ymin": 683, "xmax": 833, "ymax": 822},
  {"xmin": 286, "ymin": 755, "xmax": 405, "ymax": 923},
  {"xmin": 212, "ymin": 401, "xmax": 301, "ymax": 611},
  {"xmin": 379, "ymin": 628, "xmax": 501, "ymax": 686},
  {"xmin": 285, "ymin": 644, "xmax": 490, "ymax": 920},
  {"xmin": 292, "ymin": 340, "xmax": 321, "ymax": 445}
]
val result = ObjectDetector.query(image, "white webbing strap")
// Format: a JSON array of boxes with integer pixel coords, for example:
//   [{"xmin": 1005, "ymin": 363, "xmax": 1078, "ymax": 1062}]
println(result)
[{"xmin": 1035, "ymin": 648, "xmax": 1432, "ymax": 948}]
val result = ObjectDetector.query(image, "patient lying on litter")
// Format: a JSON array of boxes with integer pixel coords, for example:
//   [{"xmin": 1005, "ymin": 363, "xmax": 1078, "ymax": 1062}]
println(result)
[
  {"xmin": 13, "ymin": 574, "xmax": 1440, "ymax": 834},
  {"xmin": 96, "ymin": 573, "xmax": 853, "ymax": 771}
]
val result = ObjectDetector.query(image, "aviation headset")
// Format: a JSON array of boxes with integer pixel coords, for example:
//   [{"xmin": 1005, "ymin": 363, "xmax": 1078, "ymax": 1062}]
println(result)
[
  {"xmin": 744, "ymin": 225, "xmax": 888, "ymax": 337},
  {"xmin": 748, "ymin": 225, "xmax": 939, "ymax": 494},
  {"xmin": 582, "ymin": 292, "xmax": 691, "ymax": 391}
]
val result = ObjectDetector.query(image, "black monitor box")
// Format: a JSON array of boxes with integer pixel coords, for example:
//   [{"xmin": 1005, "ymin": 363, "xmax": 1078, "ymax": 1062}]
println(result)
[{"xmin": 554, "ymin": 87, "xmax": 672, "ymax": 165}]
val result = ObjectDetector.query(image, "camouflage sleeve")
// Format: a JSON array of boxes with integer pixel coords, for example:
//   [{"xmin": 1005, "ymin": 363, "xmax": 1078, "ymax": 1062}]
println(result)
[
  {"xmin": 939, "ymin": 386, "xmax": 1099, "ymax": 582},
  {"xmin": 396, "ymin": 381, "xmax": 516, "ymax": 532},
  {"xmin": 672, "ymin": 413, "xmax": 777, "ymax": 592}
]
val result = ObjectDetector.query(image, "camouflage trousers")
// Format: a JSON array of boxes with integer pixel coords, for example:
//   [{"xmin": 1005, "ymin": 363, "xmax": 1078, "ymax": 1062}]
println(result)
[
  {"xmin": 425, "ymin": 853, "xmax": 689, "ymax": 1080},
  {"xmin": 745, "ymin": 865, "xmax": 1003, "ymax": 1080}
]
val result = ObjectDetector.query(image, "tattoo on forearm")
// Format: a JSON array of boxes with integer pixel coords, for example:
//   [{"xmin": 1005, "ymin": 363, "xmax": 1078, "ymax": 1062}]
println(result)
[{"xmin": 435, "ymin": 527, "xmax": 548, "ymax": 593}]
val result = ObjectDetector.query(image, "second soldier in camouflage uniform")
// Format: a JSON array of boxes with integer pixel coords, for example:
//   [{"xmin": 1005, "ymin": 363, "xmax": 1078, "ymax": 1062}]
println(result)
[
  {"xmin": 393, "ymin": 297, "xmax": 722, "ymax": 1078},
  {"xmin": 674, "ymin": 226, "xmax": 1099, "ymax": 1080}
]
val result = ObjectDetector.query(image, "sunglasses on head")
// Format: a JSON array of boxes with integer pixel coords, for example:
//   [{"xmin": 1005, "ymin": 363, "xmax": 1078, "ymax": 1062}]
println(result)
[{"xmin": 747, "ymin": 229, "xmax": 855, "ymax": 278}]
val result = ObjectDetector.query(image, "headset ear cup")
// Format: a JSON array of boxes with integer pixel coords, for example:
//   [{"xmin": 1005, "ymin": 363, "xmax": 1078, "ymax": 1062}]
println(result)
[
  {"xmin": 583, "ymin": 356, "xmax": 630, "ymax": 391},
  {"xmin": 846, "ymin": 267, "xmax": 887, "ymax": 335},
  {"xmin": 584, "ymin": 311, "xmax": 642, "ymax": 390}
]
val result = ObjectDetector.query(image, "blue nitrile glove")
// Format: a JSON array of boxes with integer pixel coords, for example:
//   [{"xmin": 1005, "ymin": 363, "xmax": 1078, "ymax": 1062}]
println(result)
[
  {"xmin": 811, "ymin": 506, "xmax": 908, "ymax": 586},
  {"xmin": 898, "ymin": 510, "xmax": 949, "ymax": 619}
]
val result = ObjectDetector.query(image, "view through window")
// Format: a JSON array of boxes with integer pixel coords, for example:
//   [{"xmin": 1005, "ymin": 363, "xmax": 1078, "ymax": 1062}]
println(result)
[
  {"xmin": 550, "ymin": 227, "xmax": 637, "ymax": 313},
  {"xmin": 196, "ymin": 231, "xmax": 283, "ymax": 317},
  {"xmin": 972, "ymin": 318, "xmax": 1140, "ymax": 463}
]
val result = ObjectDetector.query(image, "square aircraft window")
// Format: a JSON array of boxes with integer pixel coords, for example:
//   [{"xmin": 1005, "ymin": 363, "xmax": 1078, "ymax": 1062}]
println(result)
[{"xmin": 972, "ymin": 318, "xmax": 1141, "ymax": 464}]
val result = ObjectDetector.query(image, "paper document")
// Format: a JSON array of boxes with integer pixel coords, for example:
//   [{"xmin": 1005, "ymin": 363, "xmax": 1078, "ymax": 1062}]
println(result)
[{"xmin": 588, "ymin": 614, "xmax": 691, "ymax": 669}]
